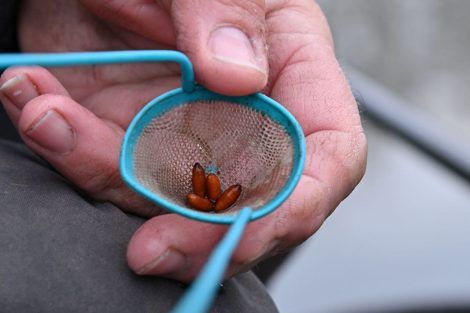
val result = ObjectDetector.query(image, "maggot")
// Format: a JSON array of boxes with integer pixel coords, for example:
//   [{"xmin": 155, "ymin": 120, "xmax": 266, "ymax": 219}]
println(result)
[{"xmin": 214, "ymin": 184, "xmax": 241, "ymax": 212}]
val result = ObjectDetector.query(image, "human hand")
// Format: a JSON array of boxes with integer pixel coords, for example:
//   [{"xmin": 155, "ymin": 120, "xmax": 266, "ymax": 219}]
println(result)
[{"xmin": 0, "ymin": 0, "xmax": 367, "ymax": 282}]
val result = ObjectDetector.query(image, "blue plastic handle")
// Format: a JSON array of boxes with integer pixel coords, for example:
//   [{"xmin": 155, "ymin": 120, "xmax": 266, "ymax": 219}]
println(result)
[
  {"xmin": 0, "ymin": 50, "xmax": 195, "ymax": 92},
  {"xmin": 172, "ymin": 207, "xmax": 253, "ymax": 313}
]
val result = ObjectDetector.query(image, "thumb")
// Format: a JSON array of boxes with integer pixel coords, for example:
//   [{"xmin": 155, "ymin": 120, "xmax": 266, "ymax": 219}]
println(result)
[
  {"xmin": 127, "ymin": 214, "xmax": 228, "ymax": 282},
  {"xmin": 169, "ymin": 0, "xmax": 268, "ymax": 95},
  {"xmin": 126, "ymin": 212, "xmax": 276, "ymax": 282}
]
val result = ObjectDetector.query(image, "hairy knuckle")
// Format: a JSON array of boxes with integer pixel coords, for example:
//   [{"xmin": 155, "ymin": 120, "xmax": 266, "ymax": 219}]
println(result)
[
  {"xmin": 277, "ymin": 180, "xmax": 326, "ymax": 246},
  {"xmin": 311, "ymin": 130, "xmax": 367, "ymax": 198}
]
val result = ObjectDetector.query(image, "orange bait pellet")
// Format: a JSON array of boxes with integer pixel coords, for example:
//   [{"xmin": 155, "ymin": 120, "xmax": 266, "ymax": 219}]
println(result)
[
  {"xmin": 206, "ymin": 174, "xmax": 222, "ymax": 201},
  {"xmin": 187, "ymin": 193, "xmax": 213, "ymax": 212},
  {"xmin": 214, "ymin": 184, "xmax": 242, "ymax": 212},
  {"xmin": 192, "ymin": 163, "xmax": 206, "ymax": 198}
]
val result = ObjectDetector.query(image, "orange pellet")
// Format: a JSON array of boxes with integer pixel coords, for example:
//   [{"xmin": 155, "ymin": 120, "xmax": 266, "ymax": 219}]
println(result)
[
  {"xmin": 206, "ymin": 174, "xmax": 222, "ymax": 201},
  {"xmin": 187, "ymin": 193, "xmax": 213, "ymax": 212},
  {"xmin": 214, "ymin": 184, "xmax": 242, "ymax": 212},
  {"xmin": 192, "ymin": 163, "xmax": 206, "ymax": 198}
]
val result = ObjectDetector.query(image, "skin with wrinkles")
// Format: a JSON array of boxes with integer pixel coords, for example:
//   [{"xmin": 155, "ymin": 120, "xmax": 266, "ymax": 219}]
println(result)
[{"xmin": 0, "ymin": 0, "xmax": 367, "ymax": 282}]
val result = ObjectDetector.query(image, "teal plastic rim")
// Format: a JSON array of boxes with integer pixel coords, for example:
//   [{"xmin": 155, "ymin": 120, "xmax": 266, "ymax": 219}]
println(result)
[
  {"xmin": 0, "ymin": 50, "xmax": 195, "ymax": 92},
  {"xmin": 120, "ymin": 86, "xmax": 306, "ymax": 224}
]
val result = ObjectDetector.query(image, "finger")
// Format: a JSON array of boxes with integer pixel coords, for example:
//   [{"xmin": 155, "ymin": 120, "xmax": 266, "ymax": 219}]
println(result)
[
  {"xmin": 0, "ymin": 66, "xmax": 69, "ymax": 127},
  {"xmin": 0, "ymin": 68, "xmax": 157, "ymax": 216},
  {"xmin": 126, "ymin": 174, "xmax": 326, "ymax": 282},
  {"xmin": 126, "ymin": 180, "xmax": 318, "ymax": 282},
  {"xmin": 166, "ymin": 0, "xmax": 268, "ymax": 95},
  {"xmin": 127, "ymin": 213, "xmax": 272, "ymax": 282}
]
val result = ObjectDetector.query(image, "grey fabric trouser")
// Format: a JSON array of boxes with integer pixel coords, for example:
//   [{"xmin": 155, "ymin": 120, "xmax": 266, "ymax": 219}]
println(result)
[{"xmin": 0, "ymin": 139, "xmax": 278, "ymax": 313}]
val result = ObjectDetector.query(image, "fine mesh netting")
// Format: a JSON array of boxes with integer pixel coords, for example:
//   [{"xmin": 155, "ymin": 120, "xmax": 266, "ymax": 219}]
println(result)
[{"xmin": 133, "ymin": 100, "xmax": 294, "ymax": 214}]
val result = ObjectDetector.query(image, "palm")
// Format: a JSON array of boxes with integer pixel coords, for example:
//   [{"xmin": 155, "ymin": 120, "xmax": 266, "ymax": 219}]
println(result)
[
  {"xmin": 20, "ymin": 0, "xmax": 359, "ymax": 230},
  {"xmin": 21, "ymin": 0, "xmax": 183, "ymax": 130}
]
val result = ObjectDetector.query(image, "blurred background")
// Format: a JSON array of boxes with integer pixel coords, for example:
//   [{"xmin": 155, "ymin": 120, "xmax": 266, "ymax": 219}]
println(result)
[{"xmin": 262, "ymin": 1, "xmax": 470, "ymax": 312}]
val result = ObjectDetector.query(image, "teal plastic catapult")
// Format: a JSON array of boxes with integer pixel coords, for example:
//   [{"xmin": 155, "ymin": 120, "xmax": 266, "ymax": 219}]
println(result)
[{"xmin": 0, "ymin": 50, "xmax": 306, "ymax": 313}]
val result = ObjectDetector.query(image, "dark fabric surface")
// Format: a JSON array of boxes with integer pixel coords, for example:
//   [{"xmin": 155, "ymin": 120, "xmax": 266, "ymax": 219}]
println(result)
[
  {"xmin": 0, "ymin": 108, "xmax": 18, "ymax": 142},
  {"xmin": 0, "ymin": 0, "xmax": 19, "ymax": 53},
  {"xmin": 0, "ymin": 139, "xmax": 278, "ymax": 313},
  {"xmin": 0, "ymin": 0, "xmax": 21, "ymax": 141}
]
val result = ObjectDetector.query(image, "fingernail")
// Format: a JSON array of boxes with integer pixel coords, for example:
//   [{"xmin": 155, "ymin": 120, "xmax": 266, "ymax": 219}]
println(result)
[
  {"xmin": 26, "ymin": 110, "xmax": 76, "ymax": 154},
  {"xmin": 137, "ymin": 249, "xmax": 187, "ymax": 276},
  {"xmin": 209, "ymin": 26, "xmax": 264, "ymax": 73},
  {"xmin": 0, "ymin": 74, "xmax": 39, "ymax": 110}
]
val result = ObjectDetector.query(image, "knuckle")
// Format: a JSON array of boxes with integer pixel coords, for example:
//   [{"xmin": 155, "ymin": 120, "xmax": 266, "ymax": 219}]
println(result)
[
  {"xmin": 1, "ymin": 66, "xmax": 43, "ymax": 85},
  {"xmin": 350, "ymin": 131, "xmax": 368, "ymax": 187},
  {"xmin": 229, "ymin": 238, "xmax": 282, "ymax": 278},
  {"xmin": 80, "ymin": 161, "xmax": 123, "ymax": 198},
  {"xmin": 224, "ymin": 220, "xmax": 277, "ymax": 273},
  {"xmin": 311, "ymin": 130, "xmax": 368, "ymax": 199},
  {"xmin": 275, "ymin": 178, "xmax": 327, "ymax": 246},
  {"xmin": 23, "ymin": 94, "xmax": 68, "ymax": 114}
]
